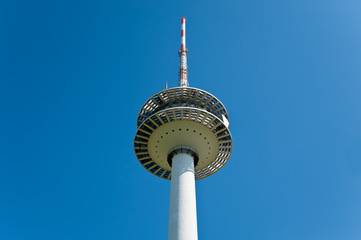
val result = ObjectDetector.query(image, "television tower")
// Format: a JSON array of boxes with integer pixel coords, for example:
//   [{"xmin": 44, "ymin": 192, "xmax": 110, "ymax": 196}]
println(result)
[{"xmin": 134, "ymin": 18, "xmax": 233, "ymax": 240}]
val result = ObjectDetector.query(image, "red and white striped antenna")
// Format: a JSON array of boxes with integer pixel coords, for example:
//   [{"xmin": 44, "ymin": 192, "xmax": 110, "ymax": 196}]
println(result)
[{"xmin": 178, "ymin": 17, "xmax": 189, "ymax": 87}]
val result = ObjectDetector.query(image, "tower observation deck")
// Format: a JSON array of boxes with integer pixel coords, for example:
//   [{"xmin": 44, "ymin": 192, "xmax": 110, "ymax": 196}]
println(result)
[{"xmin": 133, "ymin": 18, "xmax": 233, "ymax": 240}]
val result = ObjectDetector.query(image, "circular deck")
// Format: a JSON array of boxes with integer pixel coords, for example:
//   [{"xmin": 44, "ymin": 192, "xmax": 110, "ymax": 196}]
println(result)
[
  {"xmin": 136, "ymin": 87, "xmax": 230, "ymax": 127},
  {"xmin": 134, "ymin": 106, "xmax": 232, "ymax": 180}
]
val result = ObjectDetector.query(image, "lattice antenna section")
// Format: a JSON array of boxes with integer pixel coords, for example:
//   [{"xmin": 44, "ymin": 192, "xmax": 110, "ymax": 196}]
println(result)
[{"xmin": 178, "ymin": 18, "xmax": 189, "ymax": 87}]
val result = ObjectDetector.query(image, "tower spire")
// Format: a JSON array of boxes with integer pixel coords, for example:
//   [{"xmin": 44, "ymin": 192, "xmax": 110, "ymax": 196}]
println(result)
[{"xmin": 178, "ymin": 18, "xmax": 189, "ymax": 87}]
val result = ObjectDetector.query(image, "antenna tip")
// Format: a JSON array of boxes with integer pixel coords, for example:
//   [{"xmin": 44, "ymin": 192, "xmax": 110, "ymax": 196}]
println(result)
[{"xmin": 181, "ymin": 17, "xmax": 186, "ymax": 23}]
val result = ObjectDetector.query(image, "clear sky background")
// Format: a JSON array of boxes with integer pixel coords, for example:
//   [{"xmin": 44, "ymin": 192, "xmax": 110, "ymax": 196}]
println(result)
[{"xmin": 1, "ymin": 0, "xmax": 361, "ymax": 239}]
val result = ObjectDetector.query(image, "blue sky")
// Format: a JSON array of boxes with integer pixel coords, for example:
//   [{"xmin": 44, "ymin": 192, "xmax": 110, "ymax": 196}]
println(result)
[{"xmin": 1, "ymin": 0, "xmax": 361, "ymax": 239}]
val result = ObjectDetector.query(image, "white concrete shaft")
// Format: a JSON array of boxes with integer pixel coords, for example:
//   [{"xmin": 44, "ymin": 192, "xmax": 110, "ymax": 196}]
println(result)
[{"xmin": 168, "ymin": 153, "xmax": 198, "ymax": 240}]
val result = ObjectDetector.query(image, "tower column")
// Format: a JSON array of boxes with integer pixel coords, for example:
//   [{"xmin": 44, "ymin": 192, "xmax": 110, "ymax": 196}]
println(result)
[{"xmin": 168, "ymin": 153, "xmax": 198, "ymax": 240}]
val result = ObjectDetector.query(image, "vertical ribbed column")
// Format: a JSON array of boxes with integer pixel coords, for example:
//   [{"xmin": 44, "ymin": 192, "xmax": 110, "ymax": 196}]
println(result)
[{"xmin": 168, "ymin": 153, "xmax": 198, "ymax": 240}]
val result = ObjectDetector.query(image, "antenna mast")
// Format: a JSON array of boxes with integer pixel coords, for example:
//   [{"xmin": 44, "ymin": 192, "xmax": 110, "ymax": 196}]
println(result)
[{"xmin": 178, "ymin": 18, "xmax": 189, "ymax": 87}]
